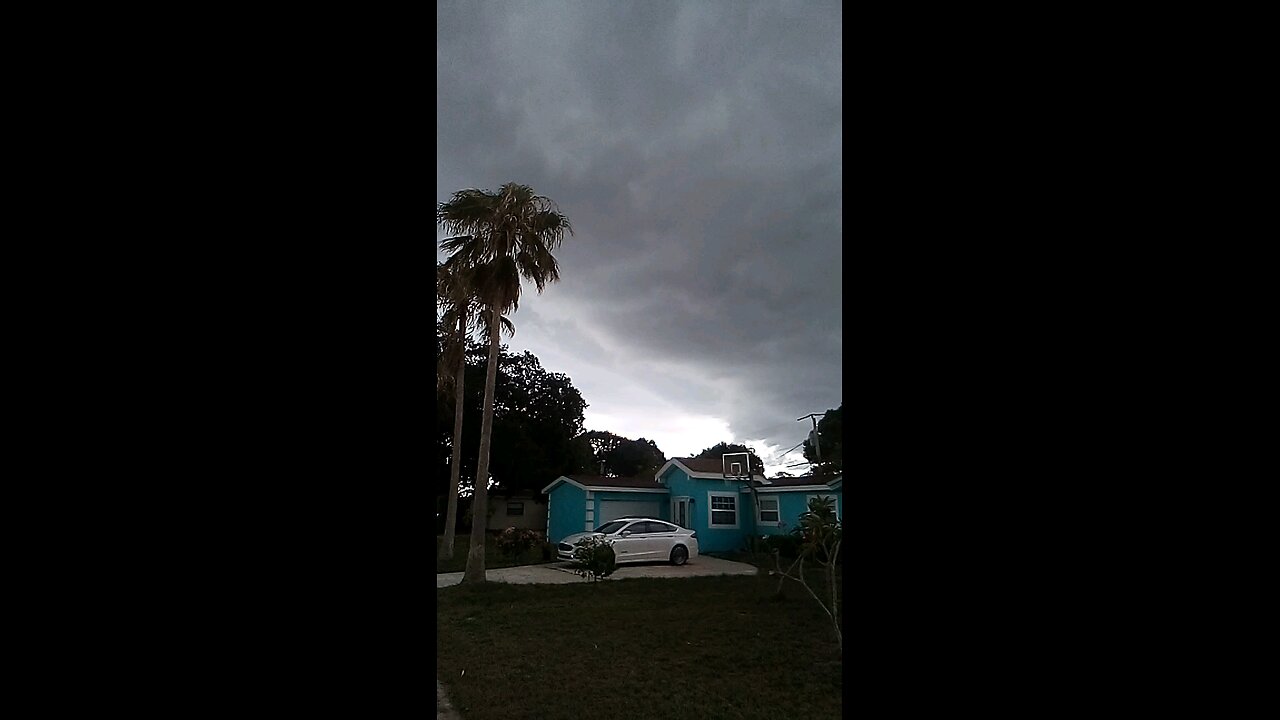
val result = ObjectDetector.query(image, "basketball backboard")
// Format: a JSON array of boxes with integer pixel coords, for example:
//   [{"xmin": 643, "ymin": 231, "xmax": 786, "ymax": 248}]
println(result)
[{"xmin": 722, "ymin": 452, "xmax": 752, "ymax": 479}]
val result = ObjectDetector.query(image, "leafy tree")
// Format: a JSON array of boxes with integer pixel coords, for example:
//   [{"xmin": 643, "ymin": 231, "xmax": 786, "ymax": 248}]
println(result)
[
  {"xmin": 579, "ymin": 430, "xmax": 625, "ymax": 461},
  {"xmin": 801, "ymin": 405, "xmax": 843, "ymax": 477},
  {"xmin": 441, "ymin": 344, "xmax": 587, "ymax": 498},
  {"xmin": 438, "ymin": 182, "xmax": 572, "ymax": 584},
  {"xmin": 572, "ymin": 430, "xmax": 666, "ymax": 477},
  {"xmin": 605, "ymin": 437, "xmax": 665, "ymax": 478}
]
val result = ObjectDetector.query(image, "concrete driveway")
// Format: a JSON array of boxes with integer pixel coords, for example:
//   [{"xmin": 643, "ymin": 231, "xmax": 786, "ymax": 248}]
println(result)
[{"xmin": 436, "ymin": 555, "xmax": 758, "ymax": 588}]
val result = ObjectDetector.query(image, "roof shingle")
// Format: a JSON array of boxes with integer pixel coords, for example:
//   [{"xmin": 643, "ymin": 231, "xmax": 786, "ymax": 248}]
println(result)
[{"xmin": 673, "ymin": 457, "xmax": 730, "ymax": 474}]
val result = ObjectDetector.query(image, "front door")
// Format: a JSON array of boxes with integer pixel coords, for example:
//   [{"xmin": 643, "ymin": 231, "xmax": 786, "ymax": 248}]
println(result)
[{"xmin": 672, "ymin": 498, "xmax": 691, "ymax": 529}]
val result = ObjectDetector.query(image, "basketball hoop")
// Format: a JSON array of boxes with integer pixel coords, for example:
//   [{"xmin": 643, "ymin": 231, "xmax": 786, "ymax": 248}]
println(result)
[{"xmin": 722, "ymin": 452, "xmax": 752, "ymax": 480}]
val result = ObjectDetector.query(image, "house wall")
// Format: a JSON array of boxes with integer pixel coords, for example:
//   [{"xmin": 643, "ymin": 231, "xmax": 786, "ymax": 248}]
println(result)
[
  {"xmin": 547, "ymin": 467, "xmax": 844, "ymax": 551},
  {"xmin": 751, "ymin": 490, "xmax": 842, "ymax": 536},
  {"xmin": 661, "ymin": 466, "xmax": 748, "ymax": 553},
  {"xmin": 546, "ymin": 482, "xmax": 586, "ymax": 544},
  {"xmin": 743, "ymin": 492, "xmax": 784, "ymax": 537},
  {"xmin": 487, "ymin": 497, "xmax": 548, "ymax": 533}
]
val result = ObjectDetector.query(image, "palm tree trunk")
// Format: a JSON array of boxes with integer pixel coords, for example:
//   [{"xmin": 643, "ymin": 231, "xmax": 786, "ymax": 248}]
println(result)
[
  {"xmin": 439, "ymin": 306, "xmax": 467, "ymax": 560},
  {"xmin": 463, "ymin": 307, "xmax": 502, "ymax": 583}
]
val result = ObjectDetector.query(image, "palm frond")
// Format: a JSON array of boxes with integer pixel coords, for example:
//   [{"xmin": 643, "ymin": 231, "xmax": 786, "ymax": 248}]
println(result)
[{"xmin": 437, "ymin": 181, "xmax": 570, "ymax": 319}]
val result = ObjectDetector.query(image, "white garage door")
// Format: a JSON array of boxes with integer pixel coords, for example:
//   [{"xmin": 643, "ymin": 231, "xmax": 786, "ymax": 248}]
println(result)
[{"xmin": 599, "ymin": 499, "xmax": 661, "ymax": 523}]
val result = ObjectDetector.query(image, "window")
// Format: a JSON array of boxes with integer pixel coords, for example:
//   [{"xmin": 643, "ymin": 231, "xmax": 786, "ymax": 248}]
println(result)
[
  {"xmin": 622, "ymin": 522, "xmax": 647, "ymax": 535},
  {"xmin": 506, "ymin": 502, "xmax": 525, "ymax": 517},
  {"xmin": 757, "ymin": 497, "xmax": 779, "ymax": 524},
  {"xmin": 594, "ymin": 520, "xmax": 629, "ymax": 534},
  {"xmin": 709, "ymin": 493, "xmax": 737, "ymax": 528},
  {"xmin": 651, "ymin": 522, "xmax": 677, "ymax": 534}
]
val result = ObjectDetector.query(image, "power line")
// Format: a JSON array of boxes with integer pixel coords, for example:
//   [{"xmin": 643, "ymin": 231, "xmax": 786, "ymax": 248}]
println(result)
[{"xmin": 778, "ymin": 439, "xmax": 806, "ymax": 457}]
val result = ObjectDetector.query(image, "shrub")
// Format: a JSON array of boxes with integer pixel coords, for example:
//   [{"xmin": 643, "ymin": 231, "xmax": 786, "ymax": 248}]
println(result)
[
  {"xmin": 762, "ymin": 533, "xmax": 802, "ymax": 559},
  {"xmin": 569, "ymin": 535, "xmax": 616, "ymax": 582},
  {"xmin": 495, "ymin": 527, "xmax": 539, "ymax": 560}
]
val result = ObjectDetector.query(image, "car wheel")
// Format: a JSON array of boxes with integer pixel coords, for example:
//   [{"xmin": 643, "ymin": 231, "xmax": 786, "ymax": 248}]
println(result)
[{"xmin": 670, "ymin": 545, "xmax": 688, "ymax": 566}]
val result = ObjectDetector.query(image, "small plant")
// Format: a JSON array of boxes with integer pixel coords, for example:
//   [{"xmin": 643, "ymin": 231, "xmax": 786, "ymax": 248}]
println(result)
[
  {"xmin": 769, "ymin": 496, "xmax": 842, "ymax": 655},
  {"xmin": 495, "ymin": 527, "xmax": 538, "ymax": 560},
  {"xmin": 569, "ymin": 535, "xmax": 616, "ymax": 582}
]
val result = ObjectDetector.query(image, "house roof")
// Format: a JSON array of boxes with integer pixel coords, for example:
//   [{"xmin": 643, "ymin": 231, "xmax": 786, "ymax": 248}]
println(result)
[
  {"xmin": 655, "ymin": 457, "xmax": 768, "ymax": 483},
  {"xmin": 541, "ymin": 474, "xmax": 669, "ymax": 494},
  {"xmin": 763, "ymin": 474, "xmax": 836, "ymax": 487},
  {"xmin": 750, "ymin": 473, "xmax": 843, "ymax": 493},
  {"xmin": 673, "ymin": 457, "xmax": 731, "ymax": 474}
]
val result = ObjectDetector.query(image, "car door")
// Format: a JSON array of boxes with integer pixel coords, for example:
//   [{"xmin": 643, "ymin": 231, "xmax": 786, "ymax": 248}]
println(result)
[
  {"xmin": 612, "ymin": 521, "xmax": 648, "ymax": 562},
  {"xmin": 634, "ymin": 521, "xmax": 664, "ymax": 561},
  {"xmin": 647, "ymin": 521, "xmax": 678, "ymax": 560}
]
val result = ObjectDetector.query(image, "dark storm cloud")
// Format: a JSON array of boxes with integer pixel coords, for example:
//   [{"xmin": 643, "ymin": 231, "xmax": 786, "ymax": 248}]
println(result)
[{"xmin": 438, "ymin": 0, "xmax": 842, "ymax": 461}]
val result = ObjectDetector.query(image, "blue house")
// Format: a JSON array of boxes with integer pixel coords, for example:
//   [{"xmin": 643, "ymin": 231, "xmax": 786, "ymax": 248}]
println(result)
[{"xmin": 542, "ymin": 457, "xmax": 842, "ymax": 554}]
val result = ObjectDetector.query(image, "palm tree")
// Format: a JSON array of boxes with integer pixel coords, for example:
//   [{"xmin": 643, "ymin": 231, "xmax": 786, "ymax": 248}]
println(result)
[
  {"xmin": 437, "ymin": 257, "xmax": 512, "ymax": 561},
  {"xmin": 438, "ymin": 183, "xmax": 572, "ymax": 583}
]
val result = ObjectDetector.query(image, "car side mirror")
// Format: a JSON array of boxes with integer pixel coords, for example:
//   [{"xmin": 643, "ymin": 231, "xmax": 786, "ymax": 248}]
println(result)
[{"xmin": 620, "ymin": 530, "xmax": 631, "ymax": 537}]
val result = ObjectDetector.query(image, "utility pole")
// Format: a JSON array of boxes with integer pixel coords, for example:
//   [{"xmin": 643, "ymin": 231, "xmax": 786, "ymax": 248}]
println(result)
[{"xmin": 797, "ymin": 412, "xmax": 825, "ymax": 463}]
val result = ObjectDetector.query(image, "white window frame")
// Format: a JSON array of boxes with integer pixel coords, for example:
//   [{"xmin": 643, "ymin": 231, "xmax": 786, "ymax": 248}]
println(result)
[
  {"xmin": 806, "ymin": 494, "xmax": 841, "ymax": 521},
  {"xmin": 708, "ymin": 491, "xmax": 739, "ymax": 529},
  {"xmin": 756, "ymin": 496, "xmax": 780, "ymax": 526}
]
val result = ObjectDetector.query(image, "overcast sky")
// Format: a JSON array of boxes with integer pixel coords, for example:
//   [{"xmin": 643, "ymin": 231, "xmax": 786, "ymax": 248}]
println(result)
[{"xmin": 437, "ymin": 0, "xmax": 841, "ymax": 476}]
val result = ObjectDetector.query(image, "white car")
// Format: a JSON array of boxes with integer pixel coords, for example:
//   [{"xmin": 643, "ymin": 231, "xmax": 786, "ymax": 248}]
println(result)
[{"xmin": 556, "ymin": 518, "xmax": 700, "ymax": 566}]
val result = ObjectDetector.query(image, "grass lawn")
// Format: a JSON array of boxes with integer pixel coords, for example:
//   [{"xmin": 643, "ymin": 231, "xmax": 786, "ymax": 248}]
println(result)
[
  {"xmin": 711, "ymin": 551, "xmax": 843, "ymax": 589},
  {"xmin": 436, "ymin": 535, "xmax": 553, "ymax": 574},
  {"xmin": 437, "ymin": 571, "xmax": 843, "ymax": 720}
]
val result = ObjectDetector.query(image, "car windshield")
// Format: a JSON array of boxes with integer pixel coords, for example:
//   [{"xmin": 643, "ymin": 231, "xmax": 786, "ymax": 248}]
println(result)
[{"xmin": 593, "ymin": 520, "xmax": 629, "ymax": 534}]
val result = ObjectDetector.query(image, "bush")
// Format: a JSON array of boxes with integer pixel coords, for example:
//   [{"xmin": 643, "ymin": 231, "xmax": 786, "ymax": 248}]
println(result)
[
  {"xmin": 761, "ymin": 533, "xmax": 803, "ymax": 559},
  {"xmin": 569, "ymin": 535, "xmax": 616, "ymax": 582},
  {"xmin": 790, "ymin": 498, "xmax": 842, "ymax": 565},
  {"xmin": 495, "ymin": 528, "xmax": 539, "ymax": 560}
]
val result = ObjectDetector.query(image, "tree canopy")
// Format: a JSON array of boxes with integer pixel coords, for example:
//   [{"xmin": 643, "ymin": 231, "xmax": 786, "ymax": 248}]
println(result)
[
  {"xmin": 802, "ymin": 405, "xmax": 843, "ymax": 477},
  {"xmin": 572, "ymin": 430, "xmax": 666, "ymax": 477},
  {"xmin": 436, "ymin": 335, "xmax": 587, "ymax": 496}
]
